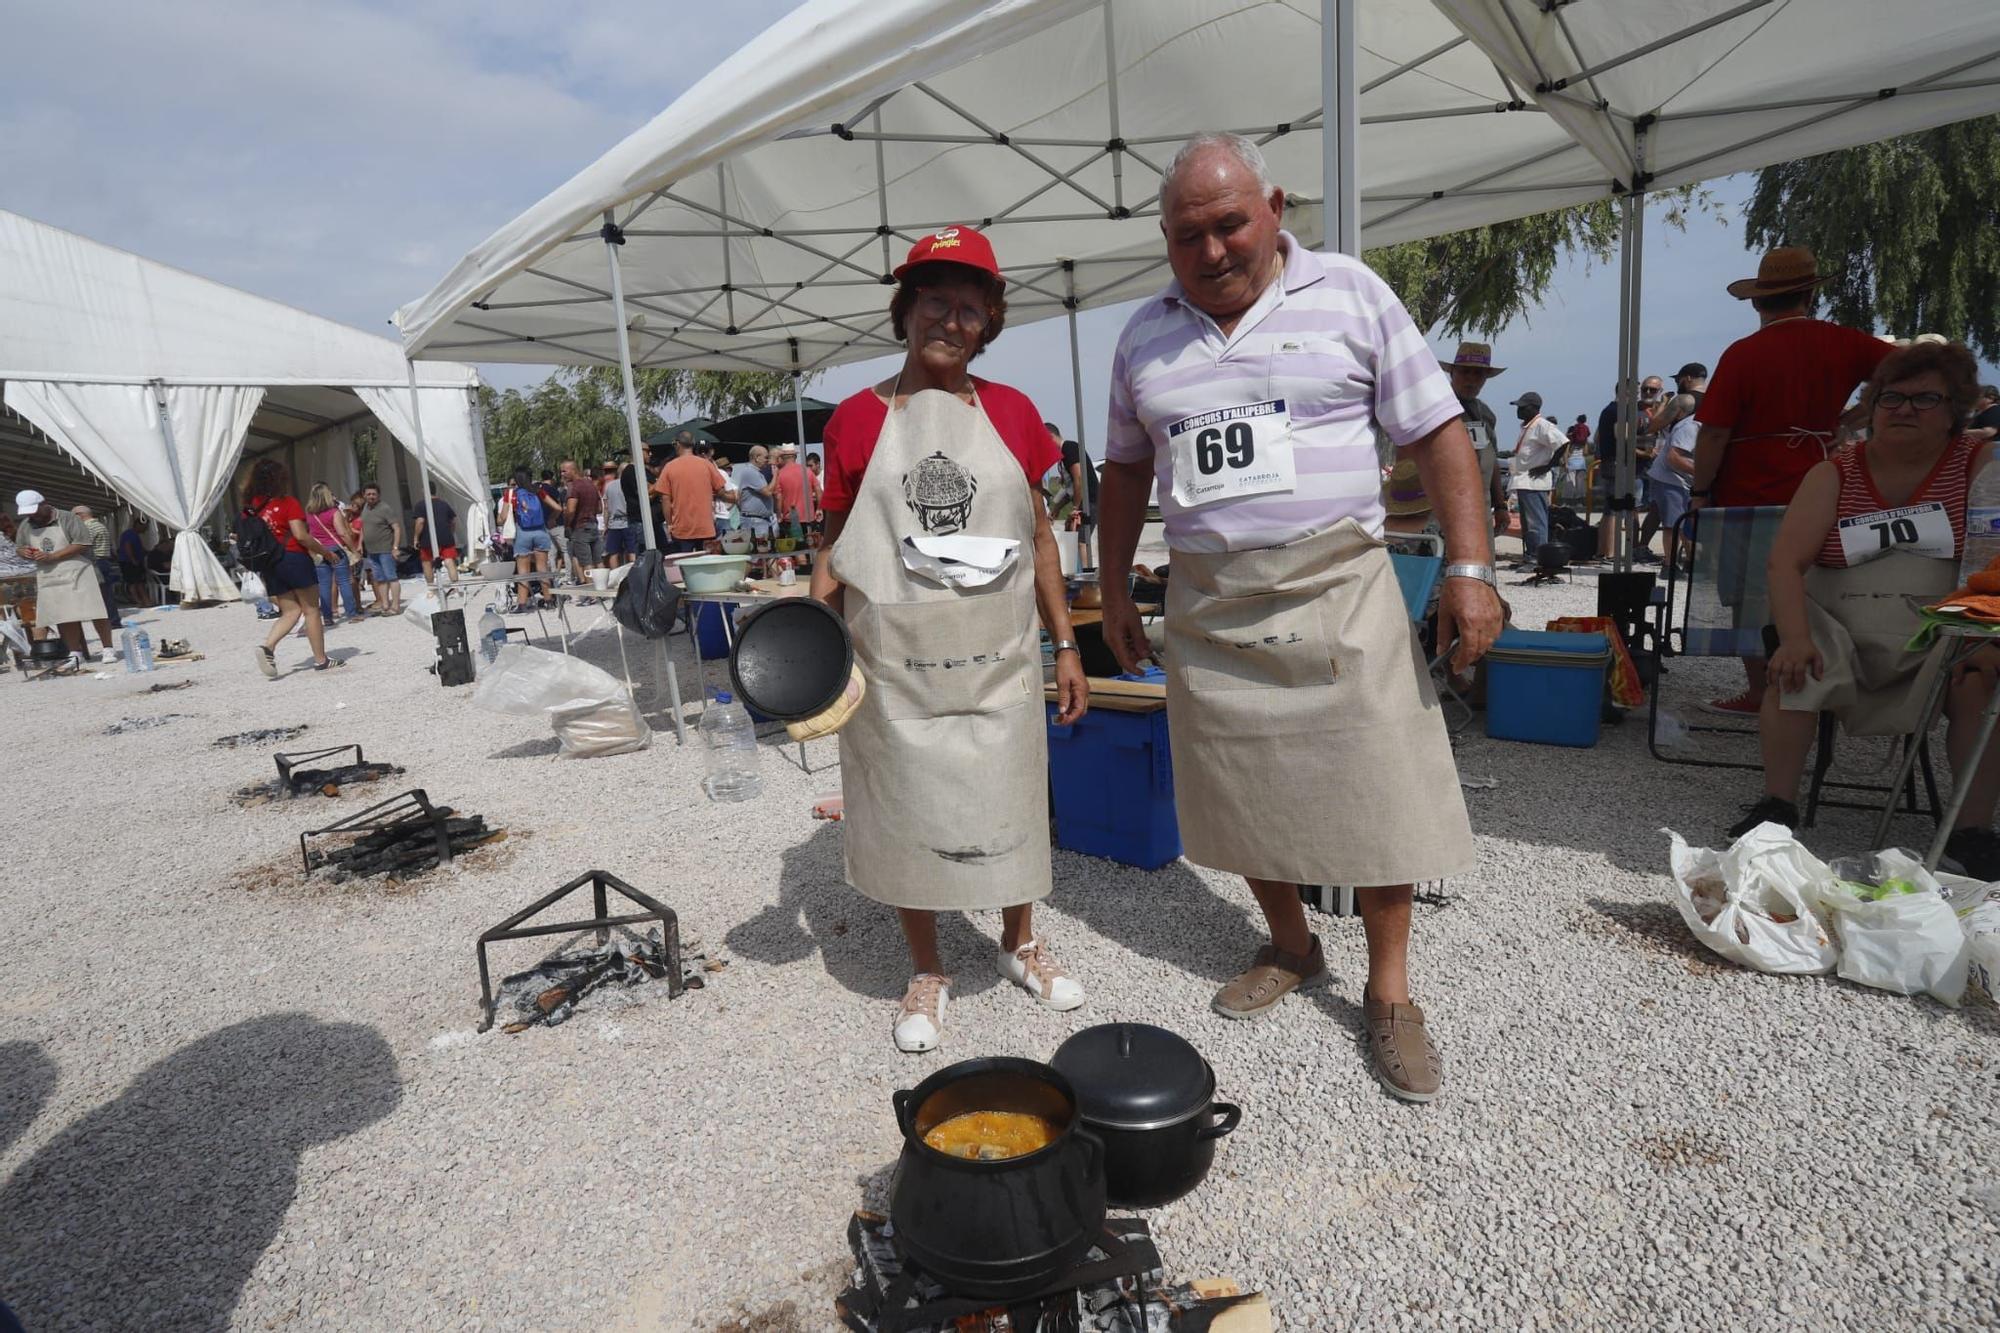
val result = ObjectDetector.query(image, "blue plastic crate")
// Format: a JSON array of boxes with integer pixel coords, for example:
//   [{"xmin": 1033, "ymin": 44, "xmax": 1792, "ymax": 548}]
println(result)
[
  {"xmin": 1484, "ymin": 627, "xmax": 1610, "ymax": 748},
  {"xmin": 1047, "ymin": 702, "xmax": 1181, "ymax": 870}
]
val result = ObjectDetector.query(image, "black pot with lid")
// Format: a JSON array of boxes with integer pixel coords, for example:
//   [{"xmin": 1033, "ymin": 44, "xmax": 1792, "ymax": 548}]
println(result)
[{"xmin": 1050, "ymin": 1023, "xmax": 1241, "ymax": 1208}]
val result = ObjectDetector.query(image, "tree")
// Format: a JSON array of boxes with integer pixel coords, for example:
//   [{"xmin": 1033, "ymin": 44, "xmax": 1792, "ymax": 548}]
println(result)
[
  {"xmin": 476, "ymin": 366, "xmax": 815, "ymax": 483},
  {"xmin": 1744, "ymin": 115, "xmax": 2000, "ymax": 359},
  {"xmin": 1365, "ymin": 187, "xmax": 1712, "ymax": 337}
]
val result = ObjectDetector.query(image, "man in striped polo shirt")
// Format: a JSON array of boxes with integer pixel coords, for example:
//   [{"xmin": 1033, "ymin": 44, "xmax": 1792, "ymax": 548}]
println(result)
[{"xmin": 1095, "ymin": 132, "xmax": 1502, "ymax": 1103}]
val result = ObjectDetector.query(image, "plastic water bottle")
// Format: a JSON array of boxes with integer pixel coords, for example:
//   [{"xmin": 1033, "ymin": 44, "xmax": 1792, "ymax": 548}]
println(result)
[
  {"xmin": 479, "ymin": 606, "xmax": 507, "ymax": 665},
  {"xmin": 1964, "ymin": 463, "xmax": 2000, "ymax": 580},
  {"xmin": 700, "ymin": 690, "xmax": 763, "ymax": 802},
  {"xmin": 119, "ymin": 619, "xmax": 154, "ymax": 673}
]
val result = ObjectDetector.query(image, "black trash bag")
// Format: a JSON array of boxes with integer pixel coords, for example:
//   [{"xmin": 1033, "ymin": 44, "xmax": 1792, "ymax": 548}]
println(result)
[{"xmin": 612, "ymin": 551, "xmax": 683, "ymax": 638}]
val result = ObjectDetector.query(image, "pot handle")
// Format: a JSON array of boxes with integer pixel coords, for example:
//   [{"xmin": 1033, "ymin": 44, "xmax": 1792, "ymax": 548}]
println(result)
[
  {"xmin": 1074, "ymin": 1126, "xmax": 1105, "ymax": 1176},
  {"xmin": 892, "ymin": 1089, "xmax": 916, "ymax": 1138},
  {"xmin": 1197, "ymin": 1102, "xmax": 1242, "ymax": 1141}
]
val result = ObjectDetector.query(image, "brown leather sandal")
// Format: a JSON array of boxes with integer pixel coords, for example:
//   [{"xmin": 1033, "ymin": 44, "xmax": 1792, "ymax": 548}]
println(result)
[
  {"xmin": 1211, "ymin": 936, "xmax": 1327, "ymax": 1020},
  {"xmin": 1363, "ymin": 992, "xmax": 1442, "ymax": 1103}
]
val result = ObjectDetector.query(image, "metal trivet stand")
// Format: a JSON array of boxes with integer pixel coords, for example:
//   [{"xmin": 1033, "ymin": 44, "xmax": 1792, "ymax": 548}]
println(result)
[
  {"xmin": 273, "ymin": 744, "xmax": 402, "ymax": 793},
  {"xmin": 475, "ymin": 871, "xmax": 684, "ymax": 1033},
  {"xmin": 298, "ymin": 788, "xmax": 454, "ymax": 875},
  {"xmin": 838, "ymin": 1212, "xmax": 1161, "ymax": 1333}
]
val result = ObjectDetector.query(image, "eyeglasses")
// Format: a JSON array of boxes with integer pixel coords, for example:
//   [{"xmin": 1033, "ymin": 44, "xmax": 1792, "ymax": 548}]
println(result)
[
  {"xmin": 1875, "ymin": 390, "xmax": 1945, "ymax": 410},
  {"xmin": 913, "ymin": 291, "xmax": 989, "ymax": 329}
]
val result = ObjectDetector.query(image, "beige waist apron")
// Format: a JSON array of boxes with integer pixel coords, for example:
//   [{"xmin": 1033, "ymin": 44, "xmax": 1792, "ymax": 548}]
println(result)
[
  {"xmin": 1163, "ymin": 519, "xmax": 1475, "ymax": 887},
  {"xmin": 832, "ymin": 386, "xmax": 1050, "ymax": 912},
  {"xmin": 1781, "ymin": 552, "xmax": 1957, "ymax": 736},
  {"xmin": 28, "ymin": 555, "xmax": 105, "ymax": 629}
]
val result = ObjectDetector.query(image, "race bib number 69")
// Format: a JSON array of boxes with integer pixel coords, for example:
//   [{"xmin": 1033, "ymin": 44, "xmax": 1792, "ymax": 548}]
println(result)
[{"xmin": 1166, "ymin": 399, "xmax": 1298, "ymax": 508}]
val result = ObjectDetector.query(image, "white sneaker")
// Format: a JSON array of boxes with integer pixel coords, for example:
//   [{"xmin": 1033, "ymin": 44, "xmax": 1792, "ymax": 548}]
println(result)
[
  {"xmin": 893, "ymin": 973, "xmax": 951, "ymax": 1053},
  {"xmin": 997, "ymin": 939, "xmax": 1086, "ymax": 1012}
]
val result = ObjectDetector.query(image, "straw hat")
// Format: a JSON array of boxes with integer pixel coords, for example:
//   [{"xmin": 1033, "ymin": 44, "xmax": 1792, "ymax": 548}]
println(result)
[
  {"xmin": 1443, "ymin": 340, "xmax": 1505, "ymax": 376},
  {"xmin": 1383, "ymin": 458, "xmax": 1431, "ymax": 517},
  {"xmin": 1726, "ymin": 245, "xmax": 1830, "ymax": 300}
]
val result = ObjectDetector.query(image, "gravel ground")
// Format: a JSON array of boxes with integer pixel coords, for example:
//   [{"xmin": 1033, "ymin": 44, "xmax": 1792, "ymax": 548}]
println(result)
[{"xmin": 0, "ymin": 562, "xmax": 1995, "ymax": 1333}]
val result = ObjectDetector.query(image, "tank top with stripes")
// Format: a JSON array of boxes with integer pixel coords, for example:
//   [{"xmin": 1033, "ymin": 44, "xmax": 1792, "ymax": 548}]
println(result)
[{"xmin": 1816, "ymin": 435, "xmax": 1979, "ymax": 569}]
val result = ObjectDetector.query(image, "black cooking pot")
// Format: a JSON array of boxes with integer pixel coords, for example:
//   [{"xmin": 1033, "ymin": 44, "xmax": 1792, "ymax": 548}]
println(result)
[
  {"xmin": 1050, "ymin": 1023, "xmax": 1240, "ymax": 1208},
  {"xmin": 887, "ymin": 1057, "xmax": 1106, "ymax": 1300},
  {"xmin": 727, "ymin": 597, "xmax": 853, "ymax": 721},
  {"xmin": 28, "ymin": 639, "xmax": 68, "ymax": 664}
]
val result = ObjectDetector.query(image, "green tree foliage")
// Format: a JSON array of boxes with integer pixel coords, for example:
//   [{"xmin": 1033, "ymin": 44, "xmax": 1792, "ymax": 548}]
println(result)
[
  {"xmin": 1744, "ymin": 115, "xmax": 2000, "ymax": 359},
  {"xmin": 476, "ymin": 367, "xmax": 812, "ymax": 483},
  {"xmin": 1366, "ymin": 187, "xmax": 1710, "ymax": 336}
]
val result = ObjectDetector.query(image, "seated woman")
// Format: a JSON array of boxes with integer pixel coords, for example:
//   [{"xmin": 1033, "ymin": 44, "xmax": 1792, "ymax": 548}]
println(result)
[{"xmin": 1730, "ymin": 340, "xmax": 2000, "ymax": 877}]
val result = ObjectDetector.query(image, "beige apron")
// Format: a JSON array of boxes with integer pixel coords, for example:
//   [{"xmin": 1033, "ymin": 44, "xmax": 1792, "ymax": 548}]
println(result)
[
  {"xmin": 1782, "ymin": 552, "xmax": 1957, "ymax": 736},
  {"xmin": 832, "ymin": 387, "xmax": 1050, "ymax": 911},
  {"xmin": 18, "ymin": 520, "xmax": 106, "ymax": 628},
  {"xmin": 1163, "ymin": 519, "xmax": 1475, "ymax": 887}
]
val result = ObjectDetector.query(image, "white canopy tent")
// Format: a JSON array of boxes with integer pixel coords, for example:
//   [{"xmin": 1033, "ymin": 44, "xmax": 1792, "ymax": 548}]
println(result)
[
  {"xmin": 396, "ymin": 0, "xmax": 2000, "ymax": 565},
  {"xmin": 1, "ymin": 209, "xmax": 490, "ymax": 603}
]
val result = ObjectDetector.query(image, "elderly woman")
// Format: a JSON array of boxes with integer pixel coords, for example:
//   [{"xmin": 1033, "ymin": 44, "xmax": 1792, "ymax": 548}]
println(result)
[
  {"xmin": 1731, "ymin": 340, "xmax": 2000, "ymax": 877},
  {"xmin": 810, "ymin": 225, "xmax": 1089, "ymax": 1053}
]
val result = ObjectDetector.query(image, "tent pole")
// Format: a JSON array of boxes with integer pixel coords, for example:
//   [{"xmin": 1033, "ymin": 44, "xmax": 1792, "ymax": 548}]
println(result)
[
  {"xmin": 1613, "ymin": 191, "xmax": 1646, "ymax": 573},
  {"xmin": 604, "ymin": 209, "xmax": 686, "ymax": 746},
  {"xmin": 1320, "ymin": 0, "xmax": 1360, "ymax": 255},
  {"xmin": 402, "ymin": 359, "xmax": 443, "ymax": 562},
  {"xmin": 1064, "ymin": 262, "xmax": 1092, "ymax": 534},
  {"xmin": 603, "ymin": 212, "xmax": 660, "ymax": 554}
]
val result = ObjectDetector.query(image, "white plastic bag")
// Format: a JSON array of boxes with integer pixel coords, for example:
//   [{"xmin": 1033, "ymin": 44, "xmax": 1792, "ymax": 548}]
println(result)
[
  {"xmin": 1666, "ymin": 822, "xmax": 1838, "ymax": 974},
  {"xmin": 402, "ymin": 592, "xmax": 442, "ymax": 631},
  {"xmin": 473, "ymin": 644, "xmax": 650, "ymax": 758},
  {"xmin": 1963, "ymin": 900, "xmax": 2000, "ymax": 1001},
  {"xmin": 238, "ymin": 572, "xmax": 267, "ymax": 601},
  {"xmin": 1816, "ymin": 849, "xmax": 1969, "ymax": 1005}
]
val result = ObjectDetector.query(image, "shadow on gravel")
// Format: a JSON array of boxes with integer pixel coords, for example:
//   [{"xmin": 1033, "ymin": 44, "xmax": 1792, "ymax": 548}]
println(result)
[
  {"xmin": 1051, "ymin": 852, "xmax": 1264, "ymax": 982},
  {"xmin": 489, "ymin": 735, "xmax": 564, "ymax": 760},
  {"xmin": 729, "ymin": 823, "xmax": 1006, "ymax": 1001},
  {"xmin": 0, "ymin": 1042, "xmax": 57, "ymax": 1159},
  {"xmin": 0, "ymin": 1014, "xmax": 400, "ymax": 1333}
]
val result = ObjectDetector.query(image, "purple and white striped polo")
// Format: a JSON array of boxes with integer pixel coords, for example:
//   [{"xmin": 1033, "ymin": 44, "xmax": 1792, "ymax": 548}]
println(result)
[{"xmin": 1105, "ymin": 232, "xmax": 1460, "ymax": 552}]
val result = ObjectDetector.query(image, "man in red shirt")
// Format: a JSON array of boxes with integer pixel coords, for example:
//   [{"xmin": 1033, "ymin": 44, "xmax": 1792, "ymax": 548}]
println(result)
[
  {"xmin": 651, "ymin": 433, "xmax": 736, "ymax": 552},
  {"xmin": 771, "ymin": 442, "xmax": 819, "ymax": 527},
  {"xmin": 1688, "ymin": 246, "xmax": 1890, "ymax": 715}
]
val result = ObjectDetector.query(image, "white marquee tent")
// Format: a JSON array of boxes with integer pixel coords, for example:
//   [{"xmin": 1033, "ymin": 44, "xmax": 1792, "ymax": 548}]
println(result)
[
  {"xmin": 396, "ymin": 0, "xmax": 2000, "ymax": 561},
  {"xmin": 2, "ymin": 209, "xmax": 490, "ymax": 602}
]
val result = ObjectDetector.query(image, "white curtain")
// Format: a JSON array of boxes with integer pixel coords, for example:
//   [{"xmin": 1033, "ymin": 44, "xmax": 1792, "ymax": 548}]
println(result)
[
  {"xmin": 355, "ymin": 384, "xmax": 492, "ymax": 553},
  {"xmin": 4, "ymin": 379, "xmax": 263, "ymax": 602}
]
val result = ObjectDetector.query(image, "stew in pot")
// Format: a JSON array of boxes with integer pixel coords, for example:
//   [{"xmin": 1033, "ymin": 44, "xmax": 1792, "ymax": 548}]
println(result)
[{"xmin": 921, "ymin": 1110, "xmax": 1061, "ymax": 1161}]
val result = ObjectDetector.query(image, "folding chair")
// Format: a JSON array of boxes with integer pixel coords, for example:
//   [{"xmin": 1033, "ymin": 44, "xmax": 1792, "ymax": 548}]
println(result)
[
  {"xmin": 1387, "ymin": 543, "xmax": 1473, "ymax": 732},
  {"xmin": 1648, "ymin": 504, "xmax": 1785, "ymax": 770}
]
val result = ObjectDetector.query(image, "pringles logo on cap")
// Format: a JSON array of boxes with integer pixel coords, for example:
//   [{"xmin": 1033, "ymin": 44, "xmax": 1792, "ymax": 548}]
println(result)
[{"xmin": 929, "ymin": 227, "xmax": 962, "ymax": 251}]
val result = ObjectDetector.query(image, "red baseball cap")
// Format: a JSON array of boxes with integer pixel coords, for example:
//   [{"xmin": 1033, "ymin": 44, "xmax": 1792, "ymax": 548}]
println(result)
[{"xmin": 893, "ymin": 225, "xmax": 1004, "ymax": 286}]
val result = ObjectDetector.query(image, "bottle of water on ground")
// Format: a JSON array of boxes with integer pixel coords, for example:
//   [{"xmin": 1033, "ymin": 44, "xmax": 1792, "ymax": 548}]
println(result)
[
  {"xmin": 700, "ymin": 690, "xmax": 763, "ymax": 802},
  {"xmin": 479, "ymin": 605, "xmax": 507, "ymax": 665},
  {"xmin": 119, "ymin": 619, "xmax": 155, "ymax": 673}
]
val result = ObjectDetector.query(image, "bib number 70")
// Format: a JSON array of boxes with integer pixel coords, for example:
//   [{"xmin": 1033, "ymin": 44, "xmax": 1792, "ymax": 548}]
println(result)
[
  {"xmin": 1194, "ymin": 421, "xmax": 1256, "ymax": 476},
  {"xmin": 1869, "ymin": 517, "xmax": 1920, "ymax": 548}
]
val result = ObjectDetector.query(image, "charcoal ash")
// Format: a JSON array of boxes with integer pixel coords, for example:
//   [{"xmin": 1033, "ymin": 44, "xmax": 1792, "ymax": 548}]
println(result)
[
  {"xmin": 213, "ymin": 725, "xmax": 309, "ymax": 749},
  {"xmin": 304, "ymin": 809, "xmax": 503, "ymax": 882},
  {"xmin": 144, "ymin": 679, "xmax": 196, "ymax": 693},
  {"xmin": 103, "ymin": 714, "xmax": 193, "ymax": 736},
  {"xmin": 233, "ymin": 760, "xmax": 406, "ymax": 807},
  {"xmin": 494, "ymin": 927, "xmax": 706, "ymax": 1034}
]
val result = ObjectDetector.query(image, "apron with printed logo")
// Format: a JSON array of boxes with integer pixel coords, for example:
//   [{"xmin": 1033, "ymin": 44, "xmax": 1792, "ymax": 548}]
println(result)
[
  {"xmin": 1163, "ymin": 518, "xmax": 1475, "ymax": 888},
  {"xmin": 831, "ymin": 387, "xmax": 1050, "ymax": 911}
]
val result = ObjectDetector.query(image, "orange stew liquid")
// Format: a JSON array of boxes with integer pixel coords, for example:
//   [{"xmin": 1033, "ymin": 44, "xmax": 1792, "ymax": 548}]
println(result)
[{"xmin": 921, "ymin": 1111, "xmax": 1061, "ymax": 1161}]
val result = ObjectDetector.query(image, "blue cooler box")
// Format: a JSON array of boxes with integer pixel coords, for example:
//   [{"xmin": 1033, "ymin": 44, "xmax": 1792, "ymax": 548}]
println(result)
[
  {"xmin": 1484, "ymin": 627, "xmax": 1610, "ymax": 748},
  {"xmin": 1046, "ymin": 699, "xmax": 1181, "ymax": 870}
]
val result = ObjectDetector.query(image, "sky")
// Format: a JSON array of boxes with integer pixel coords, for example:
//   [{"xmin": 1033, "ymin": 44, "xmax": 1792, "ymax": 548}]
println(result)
[{"xmin": 6, "ymin": 0, "xmax": 1993, "ymax": 458}]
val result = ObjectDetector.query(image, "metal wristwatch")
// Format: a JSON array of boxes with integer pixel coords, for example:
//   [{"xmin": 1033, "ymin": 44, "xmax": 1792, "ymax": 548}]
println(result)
[
  {"xmin": 1052, "ymin": 639, "xmax": 1080, "ymax": 656},
  {"xmin": 1442, "ymin": 563, "xmax": 1498, "ymax": 589}
]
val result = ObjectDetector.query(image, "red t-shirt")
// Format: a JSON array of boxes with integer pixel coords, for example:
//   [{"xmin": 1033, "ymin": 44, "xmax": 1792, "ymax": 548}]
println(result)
[
  {"xmin": 255, "ymin": 495, "xmax": 307, "ymax": 554},
  {"xmin": 820, "ymin": 379, "xmax": 1060, "ymax": 513},
  {"xmin": 1698, "ymin": 318, "xmax": 1890, "ymax": 505}
]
